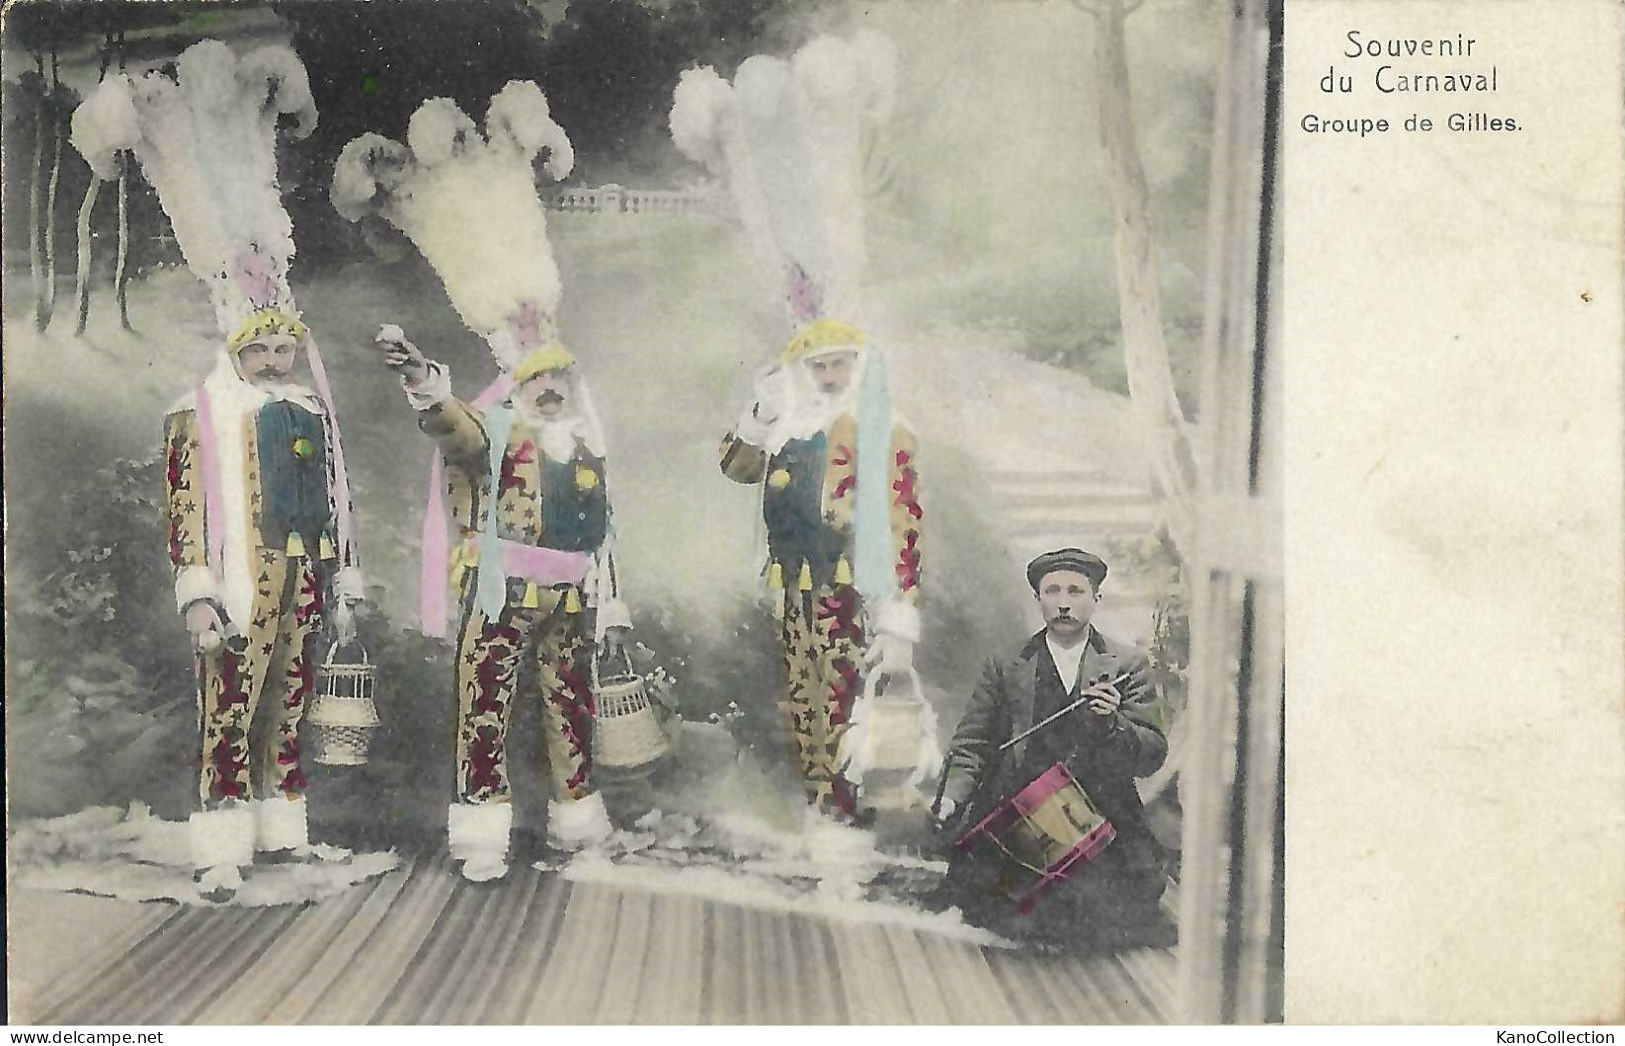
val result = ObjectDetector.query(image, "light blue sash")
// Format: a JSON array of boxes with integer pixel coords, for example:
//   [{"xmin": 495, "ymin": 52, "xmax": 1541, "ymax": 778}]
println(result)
[
  {"xmin": 475, "ymin": 405, "xmax": 517, "ymax": 619},
  {"xmin": 852, "ymin": 353, "xmax": 895, "ymax": 602}
]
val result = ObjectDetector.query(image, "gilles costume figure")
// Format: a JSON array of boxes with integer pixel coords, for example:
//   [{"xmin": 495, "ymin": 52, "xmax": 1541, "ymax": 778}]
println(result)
[
  {"xmin": 333, "ymin": 81, "xmax": 625, "ymax": 880},
  {"xmin": 70, "ymin": 39, "xmax": 361, "ymax": 898},
  {"xmin": 378, "ymin": 331, "xmax": 628, "ymax": 881},
  {"xmin": 720, "ymin": 319, "xmax": 923, "ymax": 817},
  {"xmin": 670, "ymin": 31, "xmax": 933, "ymax": 818},
  {"xmin": 164, "ymin": 307, "xmax": 364, "ymax": 897}
]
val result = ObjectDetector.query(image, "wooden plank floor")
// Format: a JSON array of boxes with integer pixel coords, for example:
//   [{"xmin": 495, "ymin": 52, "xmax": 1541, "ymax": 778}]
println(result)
[{"xmin": 28, "ymin": 857, "xmax": 1179, "ymax": 1025}]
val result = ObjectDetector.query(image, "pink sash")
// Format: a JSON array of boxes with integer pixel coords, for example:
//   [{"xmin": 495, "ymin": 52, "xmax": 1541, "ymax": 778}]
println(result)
[
  {"xmin": 500, "ymin": 540, "xmax": 590, "ymax": 585},
  {"xmin": 419, "ymin": 374, "xmax": 516, "ymax": 637},
  {"xmin": 193, "ymin": 383, "xmax": 228, "ymax": 587}
]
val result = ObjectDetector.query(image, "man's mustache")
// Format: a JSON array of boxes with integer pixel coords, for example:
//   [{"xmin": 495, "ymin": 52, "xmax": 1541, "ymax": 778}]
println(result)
[{"xmin": 534, "ymin": 390, "xmax": 566, "ymax": 405}]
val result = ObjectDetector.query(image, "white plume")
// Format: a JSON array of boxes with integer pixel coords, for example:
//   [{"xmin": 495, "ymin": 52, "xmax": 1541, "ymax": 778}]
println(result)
[
  {"xmin": 70, "ymin": 75, "xmax": 141, "ymax": 181},
  {"xmin": 330, "ymin": 133, "xmax": 414, "ymax": 223},
  {"xmin": 669, "ymin": 32, "xmax": 898, "ymax": 330},
  {"xmin": 68, "ymin": 40, "xmax": 314, "ymax": 335},
  {"xmin": 670, "ymin": 66, "xmax": 778, "ymax": 283},
  {"xmin": 668, "ymin": 66, "xmax": 733, "ymax": 173},
  {"xmin": 486, "ymin": 79, "xmax": 574, "ymax": 179},
  {"xmin": 330, "ymin": 83, "xmax": 573, "ymax": 370}
]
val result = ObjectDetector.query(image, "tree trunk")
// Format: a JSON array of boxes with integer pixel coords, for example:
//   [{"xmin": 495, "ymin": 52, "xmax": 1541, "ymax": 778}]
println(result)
[
  {"xmin": 74, "ymin": 175, "xmax": 102, "ymax": 335},
  {"xmin": 39, "ymin": 112, "xmax": 63, "ymax": 331},
  {"xmin": 1088, "ymin": 0, "xmax": 1199, "ymax": 557},
  {"xmin": 116, "ymin": 152, "xmax": 132, "ymax": 331},
  {"xmin": 115, "ymin": 35, "xmax": 133, "ymax": 331},
  {"xmin": 29, "ymin": 67, "xmax": 46, "ymax": 327}
]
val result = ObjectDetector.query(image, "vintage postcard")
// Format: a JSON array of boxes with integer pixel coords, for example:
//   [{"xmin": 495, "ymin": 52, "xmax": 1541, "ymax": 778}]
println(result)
[{"xmin": 2, "ymin": 0, "xmax": 1617, "ymax": 1028}]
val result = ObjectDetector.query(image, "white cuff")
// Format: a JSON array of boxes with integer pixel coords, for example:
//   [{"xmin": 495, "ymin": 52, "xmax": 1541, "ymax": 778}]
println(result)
[
  {"xmin": 190, "ymin": 805, "xmax": 256, "ymax": 871},
  {"xmin": 595, "ymin": 596, "xmax": 632, "ymax": 633},
  {"xmin": 333, "ymin": 566, "xmax": 365, "ymax": 602},
  {"xmin": 447, "ymin": 801, "xmax": 512, "ymax": 862},
  {"xmin": 403, "ymin": 361, "xmax": 453, "ymax": 410},
  {"xmin": 254, "ymin": 795, "xmax": 309, "ymax": 852},
  {"xmin": 175, "ymin": 566, "xmax": 220, "ymax": 614},
  {"xmin": 732, "ymin": 403, "xmax": 774, "ymax": 447},
  {"xmin": 873, "ymin": 598, "xmax": 921, "ymax": 643}
]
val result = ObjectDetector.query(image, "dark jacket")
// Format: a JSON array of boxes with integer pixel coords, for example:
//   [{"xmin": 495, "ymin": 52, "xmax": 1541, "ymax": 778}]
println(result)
[{"xmin": 941, "ymin": 627, "xmax": 1168, "ymax": 844}]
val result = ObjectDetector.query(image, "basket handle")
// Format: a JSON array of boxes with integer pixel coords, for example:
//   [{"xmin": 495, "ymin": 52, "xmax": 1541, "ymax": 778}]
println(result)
[
  {"xmin": 590, "ymin": 643, "xmax": 635, "ymax": 689},
  {"xmin": 323, "ymin": 641, "xmax": 371, "ymax": 668},
  {"xmin": 861, "ymin": 665, "xmax": 924, "ymax": 704}
]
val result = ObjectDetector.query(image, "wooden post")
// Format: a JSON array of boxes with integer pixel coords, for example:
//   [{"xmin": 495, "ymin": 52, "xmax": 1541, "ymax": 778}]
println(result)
[{"xmin": 1177, "ymin": 0, "xmax": 1283, "ymax": 1025}]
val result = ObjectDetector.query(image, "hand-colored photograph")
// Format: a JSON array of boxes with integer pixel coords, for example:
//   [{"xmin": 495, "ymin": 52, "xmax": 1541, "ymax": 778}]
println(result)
[{"xmin": 4, "ymin": 0, "xmax": 1282, "ymax": 1025}]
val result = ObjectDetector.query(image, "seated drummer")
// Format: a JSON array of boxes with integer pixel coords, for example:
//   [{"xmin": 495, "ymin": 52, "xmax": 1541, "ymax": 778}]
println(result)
[{"xmin": 932, "ymin": 547, "xmax": 1172, "ymax": 946}]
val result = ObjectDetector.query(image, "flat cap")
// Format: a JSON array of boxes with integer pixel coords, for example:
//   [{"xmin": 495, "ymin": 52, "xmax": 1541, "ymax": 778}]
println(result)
[{"xmin": 1026, "ymin": 547, "xmax": 1108, "ymax": 590}]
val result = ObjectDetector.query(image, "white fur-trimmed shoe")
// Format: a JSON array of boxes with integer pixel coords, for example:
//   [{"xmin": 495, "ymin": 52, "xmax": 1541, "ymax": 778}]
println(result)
[
  {"xmin": 191, "ymin": 805, "xmax": 255, "ymax": 900},
  {"xmin": 547, "ymin": 792, "xmax": 613, "ymax": 852},
  {"xmin": 448, "ymin": 801, "xmax": 512, "ymax": 881},
  {"xmin": 254, "ymin": 795, "xmax": 309, "ymax": 854}
]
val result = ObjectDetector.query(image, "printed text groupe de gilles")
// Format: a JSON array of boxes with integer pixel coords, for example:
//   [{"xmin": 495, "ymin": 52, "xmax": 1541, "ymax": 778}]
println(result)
[{"xmin": 1302, "ymin": 31, "xmax": 1513, "ymax": 137}]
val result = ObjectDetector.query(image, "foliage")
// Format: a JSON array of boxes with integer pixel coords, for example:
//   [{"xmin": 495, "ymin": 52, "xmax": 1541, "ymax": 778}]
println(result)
[
  {"xmin": 1093, "ymin": 527, "xmax": 1190, "ymax": 718},
  {"xmin": 6, "ymin": 455, "xmax": 196, "ymax": 818}
]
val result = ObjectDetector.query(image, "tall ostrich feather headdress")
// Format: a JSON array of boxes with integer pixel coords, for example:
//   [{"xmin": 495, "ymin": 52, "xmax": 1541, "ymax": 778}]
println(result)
[
  {"xmin": 331, "ymin": 82, "xmax": 574, "ymax": 372},
  {"xmin": 669, "ymin": 30, "xmax": 896, "ymax": 330},
  {"xmin": 70, "ymin": 39, "xmax": 317, "ymax": 336}
]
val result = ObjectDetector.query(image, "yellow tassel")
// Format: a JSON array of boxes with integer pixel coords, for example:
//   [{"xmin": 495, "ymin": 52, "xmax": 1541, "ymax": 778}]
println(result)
[
  {"xmin": 768, "ymin": 468, "xmax": 792, "ymax": 490},
  {"xmin": 564, "ymin": 587, "xmax": 582, "ymax": 613},
  {"xmin": 522, "ymin": 582, "xmax": 541, "ymax": 609},
  {"xmin": 285, "ymin": 533, "xmax": 306, "ymax": 557},
  {"xmin": 575, "ymin": 466, "xmax": 599, "ymax": 490},
  {"xmin": 768, "ymin": 561, "xmax": 784, "ymax": 589},
  {"xmin": 319, "ymin": 535, "xmax": 336, "ymax": 560},
  {"xmin": 448, "ymin": 544, "xmax": 476, "ymax": 585},
  {"xmin": 834, "ymin": 556, "xmax": 852, "ymax": 586},
  {"xmin": 797, "ymin": 561, "xmax": 813, "ymax": 591}
]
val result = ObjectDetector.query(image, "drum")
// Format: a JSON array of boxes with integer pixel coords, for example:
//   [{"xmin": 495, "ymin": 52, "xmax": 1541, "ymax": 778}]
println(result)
[{"xmin": 954, "ymin": 762, "xmax": 1116, "ymax": 913}]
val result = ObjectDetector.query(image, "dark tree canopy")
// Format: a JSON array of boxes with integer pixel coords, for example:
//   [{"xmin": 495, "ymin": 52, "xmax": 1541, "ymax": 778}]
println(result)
[{"xmin": 2, "ymin": 0, "xmax": 817, "ymax": 269}]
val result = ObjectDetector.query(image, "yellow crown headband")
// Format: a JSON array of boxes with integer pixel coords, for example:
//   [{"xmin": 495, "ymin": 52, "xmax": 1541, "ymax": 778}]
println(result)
[
  {"xmin": 512, "ymin": 343, "xmax": 578, "ymax": 384},
  {"xmin": 228, "ymin": 308, "xmax": 309, "ymax": 353},
  {"xmin": 782, "ymin": 318, "xmax": 866, "ymax": 364}
]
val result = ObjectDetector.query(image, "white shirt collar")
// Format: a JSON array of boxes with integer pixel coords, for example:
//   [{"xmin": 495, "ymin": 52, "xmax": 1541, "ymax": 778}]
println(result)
[{"xmin": 1045, "ymin": 627, "xmax": 1093, "ymax": 694}]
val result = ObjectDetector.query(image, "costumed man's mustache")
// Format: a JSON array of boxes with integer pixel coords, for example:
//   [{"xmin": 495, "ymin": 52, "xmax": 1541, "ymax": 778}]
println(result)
[{"xmin": 534, "ymin": 390, "xmax": 566, "ymax": 406}]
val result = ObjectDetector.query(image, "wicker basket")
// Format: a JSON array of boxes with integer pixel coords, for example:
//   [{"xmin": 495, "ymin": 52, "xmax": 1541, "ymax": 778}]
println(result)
[
  {"xmin": 308, "ymin": 643, "xmax": 380, "ymax": 766},
  {"xmin": 839, "ymin": 668, "xmax": 940, "ymax": 811},
  {"xmin": 592, "ymin": 648, "xmax": 669, "ymax": 772}
]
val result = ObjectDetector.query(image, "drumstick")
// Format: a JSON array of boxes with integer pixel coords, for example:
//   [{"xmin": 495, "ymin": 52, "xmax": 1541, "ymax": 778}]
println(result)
[
  {"xmin": 929, "ymin": 760, "xmax": 951, "ymax": 820},
  {"xmin": 997, "ymin": 672, "xmax": 1131, "ymax": 752}
]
